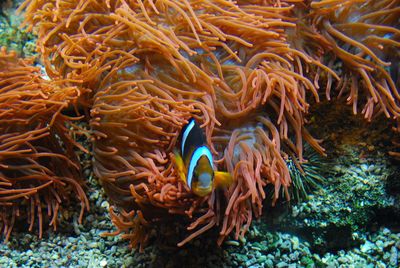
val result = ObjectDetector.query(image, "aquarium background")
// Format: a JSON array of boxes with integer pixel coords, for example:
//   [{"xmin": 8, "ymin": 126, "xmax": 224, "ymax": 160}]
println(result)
[{"xmin": 0, "ymin": 0, "xmax": 399, "ymax": 267}]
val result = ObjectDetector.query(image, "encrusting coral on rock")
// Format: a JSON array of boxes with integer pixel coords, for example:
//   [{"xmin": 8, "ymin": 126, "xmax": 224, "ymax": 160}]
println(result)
[
  {"xmin": 0, "ymin": 47, "xmax": 89, "ymax": 241},
  {"xmin": 0, "ymin": 0, "xmax": 397, "ymax": 251}
]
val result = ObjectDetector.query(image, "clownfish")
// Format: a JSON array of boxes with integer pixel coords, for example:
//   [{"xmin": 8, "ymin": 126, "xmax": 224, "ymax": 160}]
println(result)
[{"xmin": 173, "ymin": 118, "xmax": 233, "ymax": 197}]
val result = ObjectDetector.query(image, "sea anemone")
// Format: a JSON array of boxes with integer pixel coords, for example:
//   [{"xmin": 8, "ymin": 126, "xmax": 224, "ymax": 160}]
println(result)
[
  {"xmin": 307, "ymin": 0, "xmax": 400, "ymax": 120},
  {"xmin": 19, "ymin": 0, "xmax": 330, "ymax": 249},
  {"xmin": 0, "ymin": 48, "xmax": 89, "ymax": 241},
  {"xmin": 18, "ymin": 0, "xmax": 399, "ymax": 251}
]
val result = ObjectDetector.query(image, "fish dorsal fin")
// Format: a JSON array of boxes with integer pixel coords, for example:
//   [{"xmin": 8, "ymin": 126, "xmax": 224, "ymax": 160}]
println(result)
[
  {"xmin": 180, "ymin": 118, "xmax": 206, "ymax": 159},
  {"xmin": 181, "ymin": 118, "xmax": 195, "ymax": 156}
]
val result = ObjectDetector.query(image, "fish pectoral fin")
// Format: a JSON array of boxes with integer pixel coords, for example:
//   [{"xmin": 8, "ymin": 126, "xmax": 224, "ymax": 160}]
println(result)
[
  {"xmin": 173, "ymin": 149, "xmax": 187, "ymax": 183},
  {"xmin": 213, "ymin": 171, "xmax": 233, "ymax": 188}
]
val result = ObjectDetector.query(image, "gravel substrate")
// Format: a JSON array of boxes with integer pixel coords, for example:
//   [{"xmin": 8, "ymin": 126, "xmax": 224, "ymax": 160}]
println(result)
[{"xmin": 1, "ymin": 208, "xmax": 399, "ymax": 267}]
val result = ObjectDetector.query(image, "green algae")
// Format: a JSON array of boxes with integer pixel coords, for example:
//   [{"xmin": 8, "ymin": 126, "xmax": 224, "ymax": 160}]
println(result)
[{"xmin": 0, "ymin": 1, "xmax": 36, "ymax": 57}]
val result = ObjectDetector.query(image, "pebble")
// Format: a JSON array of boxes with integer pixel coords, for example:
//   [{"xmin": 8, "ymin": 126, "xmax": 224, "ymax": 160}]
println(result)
[
  {"xmin": 390, "ymin": 246, "xmax": 398, "ymax": 267},
  {"xmin": 376, "ymin": 261, "xmax": 386, "ymax": 268},
  {"xmin": 89, "ymin": 242, "xmax": 99, "ymax": 248},
  {"xmin": 239, "ymin": 236, "xmax": 247, "ymax": 244},
  {"xmin": 101, "ymin": 201, "xmax": 110, "ymax": 209},
  {"xmin": 337, "ymin": 257, "xmax": 349, "ymax": 264},
  {"xmin": 360, "ymin": 164, "xmax": 369, "ymax": 172},
  {"xmin": 51, "ymin": 254, "xmax": 59, "ymax": 260},
  {"xmin": 256, "ymin": 255, "xmax": 267, "ymax": 263},
  {"xmin": 245, "ymin": 258, "xmax": 257, "ymax": 266},
  {"xmin": 376, "ymin": 240, "xmax": 384, "ymax": 252},
  {"xmin": 264, "ymin": 259, "xmax": 274, "ymax": 268},
  {"xmin": 383, "ymin": 240, "xmax": 394, "ymax": 248},
  {"xmin": 280, "ymin": 240, "xmax": 292, "ymax": 252},
  {"xmin": 124, "ymin": 256, "xmax": 134, "ymax": 266},
  {"xmin": 361, "ymin": 241, "xmax": 375, "ymax": 253},
  {"xmin": 291, "ymin": 237, "xmax": 299, "ymax": 250},
  {"xmin": 100, "ymin": 259, "xmax": 107, "ymax": 267},
  {"xmin": 396, "ymin": 240, "xmax": 400, "ymax": 250},
  {"xmin": 225, "ymin": 240, "xmax": 240, "ymax": 246},
  {"xmin": 289, "ymin": 251, "xmax": 300, "ymax": 261},
  {"xmin": 276, "ymin": 261, "xmax": 288, "ymax": 268}
]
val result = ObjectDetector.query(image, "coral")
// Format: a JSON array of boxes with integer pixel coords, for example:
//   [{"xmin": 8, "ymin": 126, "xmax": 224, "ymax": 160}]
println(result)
[{"xmin": 0, "ymin": 48, "xmax": 89, "ymax": 241}]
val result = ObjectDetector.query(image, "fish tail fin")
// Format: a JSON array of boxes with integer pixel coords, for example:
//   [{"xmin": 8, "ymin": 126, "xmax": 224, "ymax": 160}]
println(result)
[
  {"xmin": 214, "ymin": 171, "xmax": 233, "ymax": 189},
  {"xmin": 173, "ymin": 149, "xmax": 187, "ymax": 183}
]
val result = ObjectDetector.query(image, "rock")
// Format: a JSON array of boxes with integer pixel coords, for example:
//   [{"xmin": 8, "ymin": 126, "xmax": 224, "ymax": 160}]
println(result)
[
  {"xmin": 390, "ymin": 246, "xmax": 398, "ymax": 267},
  {"xmin": 280, "ymin": 240, "xmax": 292, "ymax": 253},
  {"xmin": 375, "ymin": 240, "xmax": 384, "ymax": 253},
  {"xmin": 376, "ymin": 261, "xmax": 386, "ymax": 268},
  {"xmin": 360, "ymin": 164, "xmax": 368, "ymax": 172},
  {"xmin": 123, "ymin": 257, "xmax": 134, "ymax": 266},
  {"xmin": 360, "ymin": 241, "xmax": 375, "ymax": 253},
  {"xmin": 276, "ymin": 261, "xmax": 288, "ymax": 268},
  {"xmin": 264, "ymin": 259, "xmax": 274, "ymax": 268},
  {"xmin": 256, "ymin": 255, "xmax": 267, "ymax": 263},
  {"xmin": 89, "ymin": 242, "xmax": 99, "ymax": 248},
  {"xmin": 100, "ymin": 259, "xmax": 107, "ymax": 267},
  {"xmin": 291, "ymin": 237, "xmax": 300, "ymax": 250}
]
